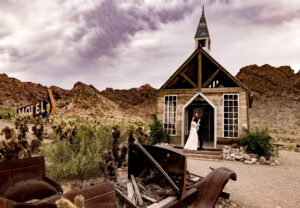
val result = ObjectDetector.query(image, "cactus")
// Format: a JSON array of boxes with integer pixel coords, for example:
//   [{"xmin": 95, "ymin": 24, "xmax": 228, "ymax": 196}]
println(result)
[
  {"xmin": 15, "ymin": 116, "xmax": 29, "ymax": 140},
  {"xmin": 127, "ymin": 118, "xmax": 150, "ymax": 145},
  {"xmin": 0, "ymin": 126, "xmax": 17, "ymax": 140},
  {"xmin": 0, "ymin": 126, "xmax": 30, "ymax": 162},
  {"xmin": 128, "ymin": 130, "xmax": 135, "ymax": 146},
  {"xmin": 112, "ymin": 125, "xmax": 120, "ymax": 162},
  {"xmin": 118, "ymin": 146, "xmax": 127, "ymax": 168},
  {"xmin": 99, "ymin": 125, "xmax": 127, "ymax": 180}
]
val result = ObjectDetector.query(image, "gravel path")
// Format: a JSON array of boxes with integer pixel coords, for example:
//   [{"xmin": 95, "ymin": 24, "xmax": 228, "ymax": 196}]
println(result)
[{"xmin": 187, "ymin": 151, "xmax": 300, "ymax": 208}]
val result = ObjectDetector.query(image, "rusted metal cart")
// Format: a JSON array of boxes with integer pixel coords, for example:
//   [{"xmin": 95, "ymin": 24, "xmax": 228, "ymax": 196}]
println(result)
[
  {"xmin": 0, "ymin": 144, "xmax": 236, "ymax": 208},
  {"xmin": 0, "ymin": 156, "xmax": 115, "ymax": 208},
  {"xmin": 116, "ymin": 143, "xmax": 236, "ymax": 208}
]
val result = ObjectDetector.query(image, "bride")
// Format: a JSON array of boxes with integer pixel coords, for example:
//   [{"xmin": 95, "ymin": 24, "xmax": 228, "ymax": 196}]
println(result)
[{"xmin": 184, "ymin": 113, "xmax": 200, "ymax": 150}]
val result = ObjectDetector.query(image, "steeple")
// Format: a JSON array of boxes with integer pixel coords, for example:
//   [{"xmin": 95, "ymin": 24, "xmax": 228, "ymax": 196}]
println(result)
[{"xmin": 194, "ymin": 6, "xmax": 211, "ymax": 52}]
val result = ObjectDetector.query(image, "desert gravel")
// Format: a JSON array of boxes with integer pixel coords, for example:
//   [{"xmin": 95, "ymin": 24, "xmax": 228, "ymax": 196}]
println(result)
[{"xmin": 187, "ymin": 150, "xmax": 300, "ymax": 208}]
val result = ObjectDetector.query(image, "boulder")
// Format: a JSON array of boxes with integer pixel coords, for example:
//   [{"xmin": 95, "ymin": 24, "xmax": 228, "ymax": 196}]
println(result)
[
  {"xmin": 244, "ymin": 160, "xmax": 254, "ymax": 164},
  {"xmin": 242, "ymin": 154, "xmax": 251, "ymax": 161},
  {"xmin": 251, "ymin": 158, "xmax": 257, "ymax": 163},
  {"xmin": 232, "ymin": 143, "xmax": 238, "ymax": 148},
  {"xmin": 234, "ymin": 155, "xmax": 243, "ymax": 161},
  {"xmin": 260, "ymin": 156, "xmax": 267, "ymax": 164},
  {"xmin": 223, "ymin": 149, "xmax": 230, "ymax": 154},
  {"xmin": 274, "ymin": 159, "xmax": 280, "ymax": 166},
  {"xmin": 250, "ymin": 153, "xmax": 258, "ymax": 159}
]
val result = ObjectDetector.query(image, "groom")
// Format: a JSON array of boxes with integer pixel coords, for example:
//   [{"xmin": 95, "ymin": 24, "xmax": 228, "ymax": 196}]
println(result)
[{"xmin": 195, "ymin": 112, "xmax": 204, "ymax": 150}]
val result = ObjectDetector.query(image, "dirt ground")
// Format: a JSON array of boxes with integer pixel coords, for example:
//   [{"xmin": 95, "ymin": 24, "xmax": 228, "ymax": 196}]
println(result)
[{"xmin": 187, "ymin": 151, "xmax": 300, "ymax": 208}]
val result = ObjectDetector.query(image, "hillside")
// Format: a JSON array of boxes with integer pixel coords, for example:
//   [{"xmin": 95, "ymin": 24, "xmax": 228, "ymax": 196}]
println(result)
[
  {"xmin": 100, "ymin": 84, "xmax": 156, "ymax": 119},
  {"xmin": 236, "ymin": 64, "xmax": 300, "ymax": 141},
  {"xmin": 0, "ymin": 73, "xmax": 49, "ymax": 108},
  {"xmin": 1, "ymin": 64, "xmax": 300, "ymax": 141},
  {"xmin": 0, "ymin": 74, "xmax": 155, "ymax": 122}
]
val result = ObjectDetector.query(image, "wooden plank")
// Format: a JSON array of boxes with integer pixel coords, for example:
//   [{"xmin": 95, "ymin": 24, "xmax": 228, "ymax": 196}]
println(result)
[
  {"xmin": 130, "ymin": 174, "xmax": 144, "ymax": 207},
  {"xmin": 127, "ymin": 182, "xmax": 135, "ymax": 205},
  {"xmin": 180, "ymin": 72, "xmax": 197, "ymax": 88},
  {"xmin": 115, "ymin": 186, "xmax": 139, "ymax": 208},
  {"xmin": 158, "ymin": 87, "xmax": 243, "ymax": 94},
  {"xmin": 198, "ymin": 52, "xmax": 202, "ymax": 89},
  {"xmin": 142, "ymin": 195, "xmax": 157, "ymax": 203},
  {"xmin": 201, "ymin": 87, "xmax": 243, "ymax": 93},
  {"xmin": 146, "ymin": 196, "xmax": 176, "ymax": 208},
  {"xmin": 202, "ymin": 69, "xmax": 220, "ymax": 88}
]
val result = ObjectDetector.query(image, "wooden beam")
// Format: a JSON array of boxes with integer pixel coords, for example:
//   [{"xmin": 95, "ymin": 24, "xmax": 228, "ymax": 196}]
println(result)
[
  {"xmin": 115, "ymin": 186, "xmax": 138, "ymax": 208},
  {"xmin": 146, "ymin": 196, "xmax": 176, "ymax": 208},
  {"xmin": 201, "ymin": 87, "xmax": 243, "ymax": 93},
  {"xmin": 198, "ymin": 47, "xmax": 253, "ymax": 95},
  {"xmin": 157, "ymin": 87, "xmax": 242, "ymax": 95},
  {"xmin": 155, "ymin": 48, "xmax": 200, "ymax": 95},
  {"xmin": 180, "ymin": 72, "xmax": 197, "ymax": 88},
  {"xmin": 127, "ymin": 182, "xmax": 136, "ymax": 205},
  {"xmin": 131, "ymin": 174, "xmax": 144, "ymax": 207},
  {"xmin": 198, "ymin": 52, "xmax": 202, "ymax": 89},
  {"xmin": 168, "ymin": 76, "xmax": 179, "ymax": 88},
  {"xmin": 142, "ymin": 195, "xmax": 157, "ymax": 203},
  {"xmin": 202, "ymin": 69, "xmax": 221, "ymax": 88}
]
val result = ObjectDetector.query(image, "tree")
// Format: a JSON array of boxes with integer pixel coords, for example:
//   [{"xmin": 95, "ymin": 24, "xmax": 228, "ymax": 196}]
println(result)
[{"xmin": 148, "ymin": 114, "xmax": 169, "ymax": 145}]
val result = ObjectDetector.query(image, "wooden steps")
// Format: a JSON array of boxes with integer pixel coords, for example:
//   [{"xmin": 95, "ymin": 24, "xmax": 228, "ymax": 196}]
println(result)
[
  {"xmin": 183, "ymin": 149, "xmax": 223, "ymax": 160},
  {"xmin": 169, "ymin": 145, "xmax": 223, "ymax": 160}
]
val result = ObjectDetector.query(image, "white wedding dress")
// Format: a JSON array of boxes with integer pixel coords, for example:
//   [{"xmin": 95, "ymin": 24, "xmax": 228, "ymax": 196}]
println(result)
[{"xmin": 184, "ymin": 120, "xmax": 199, "ymax": 150}]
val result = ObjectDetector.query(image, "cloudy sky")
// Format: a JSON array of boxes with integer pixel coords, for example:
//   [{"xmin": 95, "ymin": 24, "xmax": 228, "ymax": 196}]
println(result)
[{"xmin": 0, "ymin": 0, "xmax": 300, "ymax": 90}]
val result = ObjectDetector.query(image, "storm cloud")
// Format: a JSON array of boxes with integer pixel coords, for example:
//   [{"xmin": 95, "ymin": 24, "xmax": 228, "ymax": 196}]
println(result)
[{"xmin": 0, "ymin": 0, "xmax": 299, "ymax": 90}]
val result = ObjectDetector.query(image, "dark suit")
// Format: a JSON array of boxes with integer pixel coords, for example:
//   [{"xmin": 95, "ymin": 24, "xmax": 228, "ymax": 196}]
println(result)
[{"xmin": 195, "ymin": 117, "xmax": 204, "ymax": 150}]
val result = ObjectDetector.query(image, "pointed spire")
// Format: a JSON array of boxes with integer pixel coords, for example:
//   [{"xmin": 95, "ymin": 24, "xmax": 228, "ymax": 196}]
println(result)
[{"xmin": 194, "ymin": 5, "xmax": 210, "ymax": 39}]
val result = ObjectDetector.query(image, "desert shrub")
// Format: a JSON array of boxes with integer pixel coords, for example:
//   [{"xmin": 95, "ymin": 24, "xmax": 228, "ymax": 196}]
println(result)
[
  {"xmin": 127, "ymin": 118, "xmax": 150, "ymax": 144},
  {"xmin": 0, "ymin": 110, "xmax": 16, "ymax": 120},
  {"xmin": 240, "ymin": 128, "xmax": 273, "ymax": 158},
  {"xmin": 46, "ymin": 122, "xmax": 109, "ymax": 180},
  {"xmin": 45, "ymin": 118, "xmax": 128, "ymax": 180},
  {"xmin": 148, "ymin": 114, "xmax": 169, "ymax": 145}
]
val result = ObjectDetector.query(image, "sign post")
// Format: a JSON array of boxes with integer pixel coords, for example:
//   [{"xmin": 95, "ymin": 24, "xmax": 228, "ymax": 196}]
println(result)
[{"xmin": 16, "ymin": 89, "xmax": 56, "ymax": 118}]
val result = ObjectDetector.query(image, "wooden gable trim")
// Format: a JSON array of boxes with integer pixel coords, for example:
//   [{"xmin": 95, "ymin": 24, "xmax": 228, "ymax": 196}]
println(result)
[
  {"xmin": 198, "ymin": 48, "xmax": 253, "ymax": 95},
  {"xmin": 154, "ymin": 48, "xmax": 200, "ymax": 95},
  {"xmin": 180, "ymin": 72, "xmax": 197, "ymax": 88},
  {"xmin": 202, "ymin": 68, "xmax": 220, "ymax": 88},
  {"xmin": 155, "ymin": 47, "xmax": 253, "ymax": 96},
  {"xmin": 156, "ymin": 87, "xmax": 243, "ymax": 95}
]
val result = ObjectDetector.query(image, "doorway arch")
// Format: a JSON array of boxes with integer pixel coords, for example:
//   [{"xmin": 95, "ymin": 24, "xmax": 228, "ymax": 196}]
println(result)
[{"xmin": 181, "ymin": 93, "xmax": 217, "ymax": 148}]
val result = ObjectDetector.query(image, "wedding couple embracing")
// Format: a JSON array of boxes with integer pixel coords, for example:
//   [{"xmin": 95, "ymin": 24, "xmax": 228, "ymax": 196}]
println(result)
[{"xmin": 184, "ymin": 112, "xmax": 204, "ymax": 151}]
